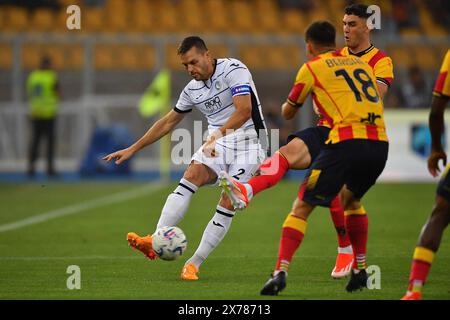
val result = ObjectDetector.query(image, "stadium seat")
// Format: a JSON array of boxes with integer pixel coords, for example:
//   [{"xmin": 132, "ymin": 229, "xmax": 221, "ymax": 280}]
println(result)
[
  {"xmin": 94, "ymin": 44, "xmax": 117, "ymax": 69},
  {"xmin": 203, "ymin": 0, "xmax": 230, "ymax": 33},
  {"xmin": 416, "ymin": 45, "xmax": 441, "ymax": 71},
  {"xmin": 94, "ymin": 43, "xmax": 155, "ymax": 70},
  {"xmin": 2, "ymin": 7, "xmax": 29, "ymax": 32},
  {"xmin": 22, "ymin": 43, "xmax": 65, "ymax": 70},
  {"xmin": 59, "ymin": 0, "xmax": 81, "ymax": 7},
  {"xmin": 82, "ymin": 7, "xmax": 105, "ymax": 33},
  {"xmin": 130, "ymin": 0, "xmax": 156, "ymax": 33},
  {"xmin": 238, "ymin": 45, "xmax": 265, "ymax": 70},
  {"xmin": 137, "ymin": 45, "xmax": 156, "ymax": 70},
  {"xmin": 266, "ymin": 44, "xmax": 303, "ymax": 70},
  {"xmin": 209, "ymin": 44, "xmax": 230, "ymax": 60},
  {"xmin": 386, "ymin": 45, "xmax": 417, "ymax": 69},
  {"xmin": 229, "ymin": 0, "xmax": 256, "ymax": 34},
  {"xmin": 0, "ymin": 7, "xmax": 5, "ymax": 30},
  {"xmin": 154, "ymin": 0, "xmax": 180, "ymax": 33},
  {"xmin": 165, "ymin": 43, "xmax": 184, "ymax": 71},
  {"xmin": 305, "ymin": 1, "xmax": 329, "ymax": 23},
  {"xmin": 179, "ymin": 0, "xmax": 205, "ymax": 33},
  {"xmin": 327, "ymin": 0, "xmax": 346, "ymax": 34},
  {"xmin": 30, "ymin": 9, "xmax": 55, "ymax": 32},
  {"xmin": 254, "ymin": 0, "xmax": 281, "ymax": 34},
  {"xmin": 62, "ymin": 44, "xmax": 84, "ymax": 70},
  {"xmin": 0, "ymin": 43, "xmax": 13, "ymax": 70},
  {"xmin": 22, "ymin": 44, "xmax": 43, "ymax": 69},
  {"xmin": 104, "ymin": 0, "xmax": 129, "ymax": 32},
  {"xmin": 281, "ymin": 9, "xmax": 308, "ymax": 35},
  {"xmin": 203, "ymin": 0, "xmax": 229, "ymax": 33}
]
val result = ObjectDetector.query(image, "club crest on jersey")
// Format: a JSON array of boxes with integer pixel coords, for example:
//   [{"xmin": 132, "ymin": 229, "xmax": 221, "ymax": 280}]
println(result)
[{"xmin": 215, "ymin": 81, "xmax": 222, "ymax": 90}]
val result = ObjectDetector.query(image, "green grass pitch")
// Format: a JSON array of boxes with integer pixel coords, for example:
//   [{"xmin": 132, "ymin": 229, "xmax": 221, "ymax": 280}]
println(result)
[{"xmin": 0, "ymin": 181, "xmax": 449, "ymax": 300}]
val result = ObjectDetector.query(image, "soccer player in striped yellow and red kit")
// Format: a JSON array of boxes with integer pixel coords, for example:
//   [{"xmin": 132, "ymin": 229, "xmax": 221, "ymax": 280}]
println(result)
[
  {"xmin": 401, "ymin": 49, "xmax": 450, "ymax": 300},
  {"xmin": 258, "ymin": 20, "xmax": 389, "ymax": 295},
  {"xmin": 219, "ymin": 3, "xmax": 394, "ymax": 280}
]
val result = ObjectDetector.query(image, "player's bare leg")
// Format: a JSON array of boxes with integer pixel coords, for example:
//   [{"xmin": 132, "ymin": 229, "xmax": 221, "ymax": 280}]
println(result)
[
  {"xmin": 261, "ymin": 198, "xmax": 315, "ymax": 295},
  {"xmin": 402, "ymin": 195, "xmax": 450, "ymax": 300},
  {"xmin": 128, "ymin": 162, "xmax": 215, "ymax": 261}
]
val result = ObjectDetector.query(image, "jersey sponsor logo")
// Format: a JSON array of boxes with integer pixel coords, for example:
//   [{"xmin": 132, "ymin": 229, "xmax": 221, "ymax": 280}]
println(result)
[
  {"xmin": 214, "ymin": 81, "xmax": 222, "ymax": 90},
  {"xmin": 231, "ymin": 85, "xmax": 251, "ymax": 96},
  {"xmin": 360, "ymin": 112, "xmax": 381, "ymax": 125},
  {"xmin": 204, "ymin": 96, "xmax": 222, "ymax": 113}
]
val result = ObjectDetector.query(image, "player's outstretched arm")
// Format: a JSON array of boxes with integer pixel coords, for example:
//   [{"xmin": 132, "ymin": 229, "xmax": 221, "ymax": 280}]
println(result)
[
  {"xmin": 103, "ymin": 110, "xmax": 185, "ymax": 165},
  {"xmin": 281, "ymin": 101, "xmax": 301, "ymax": 120},
  {"xmin": 428, "ymin": 95, "xmax": 449, "ymax": 177}
]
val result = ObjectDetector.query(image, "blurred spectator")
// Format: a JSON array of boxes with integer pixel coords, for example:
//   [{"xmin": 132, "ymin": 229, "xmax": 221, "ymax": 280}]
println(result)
[
  {"xmin": 83, "ymin": 0, "xmax": 106, "ymax": 7},
  {"xmin": 0, "ymin": 0, "xmax": 60, "ymax": 11},
  {"xmin": 391, "ymin": 0, "xmax": 420, "ymax": 30},
  {"xmin": 26, "ymin": 56, "xmax": 60, "ymax": 177},
  {"xmin": 399, "ymin": 66, "xmax": 432, "ymax": 109},
  {"xmin": 277, "ymin": 0, "xmax": 315, "ymax": 12},
  {"xmin": 426, "ymin": 0, "xmax": 450, "ymax": 30}
]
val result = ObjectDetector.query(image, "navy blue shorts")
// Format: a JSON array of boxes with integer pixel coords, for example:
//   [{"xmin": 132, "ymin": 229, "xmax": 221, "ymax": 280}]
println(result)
[
  {"xmin": 437, "ymin": 164, "xmax": 450, "ymax": 201},
  {"xmin": 299, "ymin": 139, "xmax": 389, "ymax": 207},
  {"xmin": 287, "ymin": 126, "xmax": 331, "ymax": 163}
]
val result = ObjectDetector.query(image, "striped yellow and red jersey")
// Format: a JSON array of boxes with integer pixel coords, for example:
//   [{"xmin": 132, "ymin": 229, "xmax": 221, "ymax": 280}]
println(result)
[
  {"xmin": 340, "ymin": 45, "xmax": 394, "ymax": 88},
  {"xmin": 313, "ymin": 45, "xmax": 394, "ymax": 127},
  {"xmin": 433, "ymin": 49, "xmax": 450, "ymax": 98},
  {"xmin": 287, "ymin": 50, "xmax": 388, "ymax": 144}
]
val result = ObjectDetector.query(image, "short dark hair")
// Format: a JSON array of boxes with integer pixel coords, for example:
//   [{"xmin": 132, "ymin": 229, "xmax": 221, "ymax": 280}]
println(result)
[
  {"xmin": 177, "ymin": 36, "xmax": 208, "ymax": 55},
  {"xmin": 305, "ymin": 21, "xmax": 336, "ymax": 47},
  {"xmin": 40, "ymin": 55, "xmax": 52, "ymax": 69},
  {"xmin": 344, "ymin": 3, "xmax": 371, "ymax": 19}
]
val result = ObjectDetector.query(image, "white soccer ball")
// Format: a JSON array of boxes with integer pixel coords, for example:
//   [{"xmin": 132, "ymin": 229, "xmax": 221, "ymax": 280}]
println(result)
[{"xmin": 152, "ymin": 226, "xmax": 187, "ymax": 261}]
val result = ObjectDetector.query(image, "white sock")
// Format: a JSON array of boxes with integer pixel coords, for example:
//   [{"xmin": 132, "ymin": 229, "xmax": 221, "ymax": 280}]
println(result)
[
  {"xmin": 187, "ymin": 205, "xmax": 235, "ymax": 268},
  {"xmin": 244, "ymin": 183, "xmax": 253, "ymax": 200},
  {"xmin": 156, "ymin": 178, "xmax": 198, "ymax": 230},
  {"xmin": 338, "ymin": 245, "xmax": 353, "ymax": 254}
]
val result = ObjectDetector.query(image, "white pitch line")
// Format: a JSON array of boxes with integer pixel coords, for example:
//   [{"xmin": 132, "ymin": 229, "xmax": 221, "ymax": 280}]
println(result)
[
  {"xmin": 0, "ymin": 182, "xmax": 168, "ymax": 233},
  {"xmin": 0, "ymin": 256, "xmax": 143, "ymax": 261}
]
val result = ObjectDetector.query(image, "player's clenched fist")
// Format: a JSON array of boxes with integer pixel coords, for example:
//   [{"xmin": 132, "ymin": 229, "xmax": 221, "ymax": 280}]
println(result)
[
  {"xmin": 103, "ymin": 147, "xmax": 134, "ymax": 165},
  {"xmin": 428, "ymin": 150, "xmax": 447, "ymax": 178}
]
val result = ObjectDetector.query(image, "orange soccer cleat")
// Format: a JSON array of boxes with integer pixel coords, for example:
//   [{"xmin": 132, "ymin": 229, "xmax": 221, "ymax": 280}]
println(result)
[
  {"xmin": 401, "ymin": 291, "xmax": 423, "ymax": 300},
  {"xmin": 331, "ymin": 252, "xmax": 354, "ymax": 279},
  {"xmin": 127, "ymin": 232, "xmax": 158, "ymax": 260},
  {"xmin": 218, "ymin": 171, "xmax": 250, "ymax": 210},
  {"xmin": 181, "ymin": 262, "xmax": 199, "ymax": 281}
]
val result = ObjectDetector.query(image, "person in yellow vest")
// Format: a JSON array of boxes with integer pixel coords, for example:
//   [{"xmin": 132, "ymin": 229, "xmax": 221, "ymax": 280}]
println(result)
[{"xmin": 27, "ymin": 56, "xmax": 60, "ymax": 177}]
